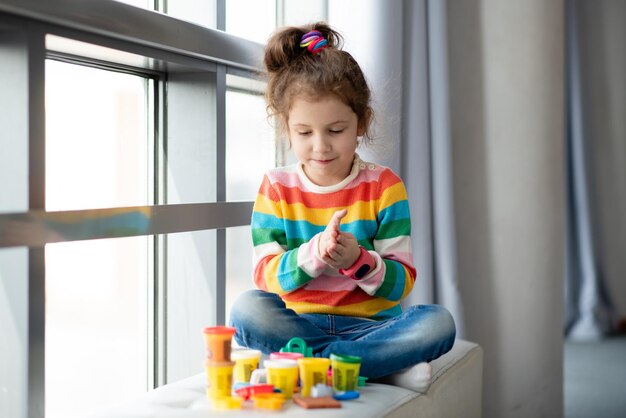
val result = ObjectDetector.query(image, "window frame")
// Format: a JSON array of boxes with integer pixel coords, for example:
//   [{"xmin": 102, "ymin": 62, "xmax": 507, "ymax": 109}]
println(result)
[{"xmin": 0, "ymin": 0, "xmax": 265, "ymax": 416}]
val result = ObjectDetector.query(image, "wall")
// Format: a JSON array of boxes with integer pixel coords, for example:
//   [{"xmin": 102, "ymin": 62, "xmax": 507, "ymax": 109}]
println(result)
[{"xmin": 447, "ymin": 0, "xmax": 565, "ymax": 417}]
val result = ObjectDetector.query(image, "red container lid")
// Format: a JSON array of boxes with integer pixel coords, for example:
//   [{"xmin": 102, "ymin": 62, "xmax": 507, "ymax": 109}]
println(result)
[
  {"xmin": 203, "ymin": 326, "xmax": 236, "ymax": 335},
  {"xmin": 270, "ymin": 352, "xmax": 304, "ymax": 360}
]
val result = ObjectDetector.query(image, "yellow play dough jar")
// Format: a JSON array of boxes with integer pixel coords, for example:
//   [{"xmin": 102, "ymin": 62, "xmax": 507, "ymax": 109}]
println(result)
[
  {"xmin": 231, "ymin": 348, "xmax": 262, "ymax": 384},
  {"xmin": 205, "ymin": 361, "xmax": 234, "ymax": 400},
  {"xmin": 297, "ymin": 357, "xmax": 331, "ymax": 397}
]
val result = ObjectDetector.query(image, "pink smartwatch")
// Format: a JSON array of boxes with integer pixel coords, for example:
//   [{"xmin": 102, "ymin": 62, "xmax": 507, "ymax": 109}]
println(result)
[{"xmin": 339, "ymin": 247, "xmax": 375, "ymax": 280}]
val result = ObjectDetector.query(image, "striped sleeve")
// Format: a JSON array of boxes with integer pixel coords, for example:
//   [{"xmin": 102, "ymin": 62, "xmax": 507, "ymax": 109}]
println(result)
[
  {"xmin": 352, "ymin": 169, "xmax": 416, "ymax": 301},
  {"xmin": 251, "ymin": 175, "xmax": 327, "ymax": 295}
]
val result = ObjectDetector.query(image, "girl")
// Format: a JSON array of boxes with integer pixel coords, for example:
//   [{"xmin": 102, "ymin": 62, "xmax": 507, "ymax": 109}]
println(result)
[{"xmin": 229, "ymin": 22, "xmax": 455, "ymax": 384}]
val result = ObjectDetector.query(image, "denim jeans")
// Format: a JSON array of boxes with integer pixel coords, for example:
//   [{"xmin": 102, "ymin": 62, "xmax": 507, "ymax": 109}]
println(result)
[{"xmin": 229, "ymin": 290, "xmax": 456, "ymax": 379}]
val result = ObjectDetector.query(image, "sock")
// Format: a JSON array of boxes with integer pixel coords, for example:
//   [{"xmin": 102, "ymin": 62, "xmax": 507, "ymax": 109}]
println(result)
[{"xmin": 384, "ymin": 362, "xmax": 432, "ymax": 394}]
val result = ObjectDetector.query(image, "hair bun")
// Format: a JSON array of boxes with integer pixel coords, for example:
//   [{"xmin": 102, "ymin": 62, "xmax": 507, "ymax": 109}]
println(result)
[{"xmin": 264, "ymin": 22, "xmax": 342, "ymax": 73}]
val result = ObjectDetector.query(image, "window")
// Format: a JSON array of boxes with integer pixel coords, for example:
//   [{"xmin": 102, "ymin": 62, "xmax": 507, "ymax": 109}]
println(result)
[
  {"xmin": 45, "ymin": 60, "xmax": 151, "ymax": 211},
  {"xmin": 0, "ymin": 2, "xmax": 327, "ymax": 418},
  {"xmin": 225, "ymin": 0, "xmax": 328, "ymax": 42},
  {"xmin": 226, "ymin": 0, "xmax": 276, "ymax": 42},
  {"xmin": 44, "ymin": 59, "xmax": 152, "ymax": 418},
  {"xmin": 45, "ymin": 238, "xmax": 149, "ymax": 418}
]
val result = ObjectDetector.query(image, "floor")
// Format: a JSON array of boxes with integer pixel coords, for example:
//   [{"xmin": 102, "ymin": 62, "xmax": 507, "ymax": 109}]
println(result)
[{"xmin": 564, "ymin": 335, "xmax": 626, "ymax": 418}]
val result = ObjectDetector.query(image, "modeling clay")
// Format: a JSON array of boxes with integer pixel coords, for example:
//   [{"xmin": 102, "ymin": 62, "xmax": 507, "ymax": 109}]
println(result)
[{"xmin": 293, "ymin": 395, "xmax": 342, "ymax": 409}]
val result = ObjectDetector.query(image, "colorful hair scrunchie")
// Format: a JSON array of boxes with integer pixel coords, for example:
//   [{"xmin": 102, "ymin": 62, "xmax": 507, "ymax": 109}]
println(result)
[{"xmin": 300, "ymin": 30, "xmax": 328, "ymax": 54}]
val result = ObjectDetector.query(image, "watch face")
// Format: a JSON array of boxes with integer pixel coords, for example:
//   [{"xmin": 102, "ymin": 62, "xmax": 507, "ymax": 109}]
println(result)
[{"xmin": 354, "ymin": 264, "xmax": 371, "ymax": 279}]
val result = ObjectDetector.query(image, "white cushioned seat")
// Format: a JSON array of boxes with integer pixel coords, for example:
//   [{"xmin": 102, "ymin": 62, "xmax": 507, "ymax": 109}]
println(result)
[{"xmin": 95, "ymin": 339, "xmax": 482, "ymax": 418}]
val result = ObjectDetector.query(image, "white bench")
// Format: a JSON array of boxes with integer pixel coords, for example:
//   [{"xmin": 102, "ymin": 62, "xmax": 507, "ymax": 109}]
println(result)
[{"xmin": 95, "ymin": 339, "xmax": 482, "ymax": 418}]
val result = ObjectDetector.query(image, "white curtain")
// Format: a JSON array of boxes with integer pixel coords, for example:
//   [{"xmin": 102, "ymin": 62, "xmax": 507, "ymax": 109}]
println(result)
[
  {"xmin": 329, "ymin": 0, "xmax": 466, "ymax": 338},
  {"xmin": 564, "ymin": 0, "xmax": 625, "ymax": 339}
]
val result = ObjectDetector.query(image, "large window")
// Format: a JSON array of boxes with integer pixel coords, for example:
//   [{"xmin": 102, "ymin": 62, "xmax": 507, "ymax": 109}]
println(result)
[
  {"xmin": 44, "ymin": 60, "xmax": 152, "ymax": 418},
  {"xmin": 0, "ymin": 1, "xmax": 327, "ymax": 418}
]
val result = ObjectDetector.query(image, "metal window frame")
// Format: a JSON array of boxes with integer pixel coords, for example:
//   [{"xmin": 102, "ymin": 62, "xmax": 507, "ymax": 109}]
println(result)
[
  {"xmin": 0, "ymin": 0, "xmax": 263, "ymax": 71},
  {"xmin": 0, "ymin": 1, "xmax": 264, "ymax": 417}
]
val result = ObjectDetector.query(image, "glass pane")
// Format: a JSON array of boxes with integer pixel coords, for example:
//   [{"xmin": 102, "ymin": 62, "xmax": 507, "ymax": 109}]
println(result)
[
  {"xmin": 45, "ymin": 61, "xmax": 151, "ymax": 418},
  {"xmin": 165, "ymin": 0, "xmax": 217, "ymax": 29},
  {"xmin": 45, "ymin": 238, "xmax": 148, "ymax": 418},
  {"xmin": 45, "ymin": 60, "xmax": 149, "ymax": 211},
  {"xmin": 226, "ymin": 75, "xmax": 275, "ymax": 201},
  {"xmin": 282, "ymin": 0, "xmax": 327, "ymax": 26},
  {"xmin": 226, "ymin": 0, "xmax": 276, "ymax": 42}
]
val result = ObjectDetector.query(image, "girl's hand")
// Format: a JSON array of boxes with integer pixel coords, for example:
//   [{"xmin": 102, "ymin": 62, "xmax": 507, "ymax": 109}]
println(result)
[
  {"xmin": 322, "ymin": 232, "xmax": 361, "ymax": 270},
  {"xmin": 319, "ymin": 209, "xmax": 347, "ymax": 263}
]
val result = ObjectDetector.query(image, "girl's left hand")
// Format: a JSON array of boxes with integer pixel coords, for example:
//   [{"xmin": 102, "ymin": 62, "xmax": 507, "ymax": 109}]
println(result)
[{"xmin": 321, "ymin": 232, "xmax": 360, "ymax": 270}]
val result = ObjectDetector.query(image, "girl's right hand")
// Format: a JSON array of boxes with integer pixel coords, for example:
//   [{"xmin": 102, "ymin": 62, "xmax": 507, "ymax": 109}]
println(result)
[{"xmin": 319, "ymin": 209, "xmax": 347, "ymax": 262}]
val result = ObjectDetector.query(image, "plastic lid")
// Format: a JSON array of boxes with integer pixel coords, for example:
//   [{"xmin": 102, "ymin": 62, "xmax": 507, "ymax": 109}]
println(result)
[
  {"xmin": 234, "ymin": 384, "xmax": 275, "ymax": 400},
  {"xmin": 231, "ymin": 348, "xmax": 262, "ymax": 360},
  {"xmin": 333, "ymin": 391, "xmax": 360, "ymax": 401},
  {"xmin": 203, "ymin": 326, "xmax": 236, "ymax": 335},
  {"xmin": 330, "ymin": 353, "xmax": 362, "ymax": 364},
  {"xmin": 270, "ymin": 352, "xmax": 304, "ymax": 360}
]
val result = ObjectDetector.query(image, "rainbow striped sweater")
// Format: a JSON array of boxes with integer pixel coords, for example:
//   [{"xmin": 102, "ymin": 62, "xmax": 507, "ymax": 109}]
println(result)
[{"xmin": 251, "ymin": 156, "xmax": 416, "ymax": 320}]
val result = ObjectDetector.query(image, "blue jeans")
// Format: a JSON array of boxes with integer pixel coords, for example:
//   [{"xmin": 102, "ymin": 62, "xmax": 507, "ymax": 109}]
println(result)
[{"xmin": 229, "ymin": 290, "xmax": 456, "ymax": 379}]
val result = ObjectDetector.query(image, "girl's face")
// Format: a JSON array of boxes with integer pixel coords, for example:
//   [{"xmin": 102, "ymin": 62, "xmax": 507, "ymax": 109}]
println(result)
[{"xmin": 287, "ymin": 95, "xmax": 364, "ymax": 187}]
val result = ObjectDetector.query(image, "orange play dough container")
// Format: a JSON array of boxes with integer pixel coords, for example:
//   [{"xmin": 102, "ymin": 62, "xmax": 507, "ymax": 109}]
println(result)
[{"xmin": 203, "ymin": 326, "xmax": 236, "ymax": 362}]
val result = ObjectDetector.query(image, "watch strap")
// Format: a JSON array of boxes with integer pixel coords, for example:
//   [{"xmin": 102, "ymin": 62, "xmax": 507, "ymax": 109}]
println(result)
[{"xmin": 339, "ymin": 247, "xmax": 375, "ymax": 280}]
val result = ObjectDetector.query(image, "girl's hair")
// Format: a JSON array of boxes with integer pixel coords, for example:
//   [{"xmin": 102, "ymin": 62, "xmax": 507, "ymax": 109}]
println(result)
[{"xmin": 264, "ymin": 22, "xmax": 374, "ymax": 141}]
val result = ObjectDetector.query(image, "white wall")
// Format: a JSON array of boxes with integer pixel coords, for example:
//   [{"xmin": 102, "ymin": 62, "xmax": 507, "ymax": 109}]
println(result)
[{"xmin": 447, "ymin": 0, "xmax": 565, "ymax": 417}]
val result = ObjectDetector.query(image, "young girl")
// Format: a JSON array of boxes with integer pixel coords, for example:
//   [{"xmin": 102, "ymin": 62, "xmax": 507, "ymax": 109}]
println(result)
[{"xmin": 229, "ymin": 22, "xmax": 455, "ymax": 383}]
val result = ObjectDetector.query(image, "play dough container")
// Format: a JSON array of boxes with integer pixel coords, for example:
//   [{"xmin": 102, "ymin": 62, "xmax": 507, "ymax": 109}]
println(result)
[
  {"xmin": 297, "ymin": 357, "xmax": 331, "ymax": 397},
  {"xmin": 330, "ymin": 353, "xmax": 362, "ymax": 392},
  {"xmin": 203, "ymin": 326, "xmax": 236, "ymax": 362},
  {"xmin": 205, "ymin": 361, "xmax": 234, "ymax": 400},
  {"xmin": 262, "ymin": 359, "xmax": 298, "ymax": 399},
  {"xmin": 231, "ymin": 348, "xmax": 262, "ymax": 384},
  {"xmin": 270, "ymin": 351, "xmax": 303, "ymax": 389}
]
